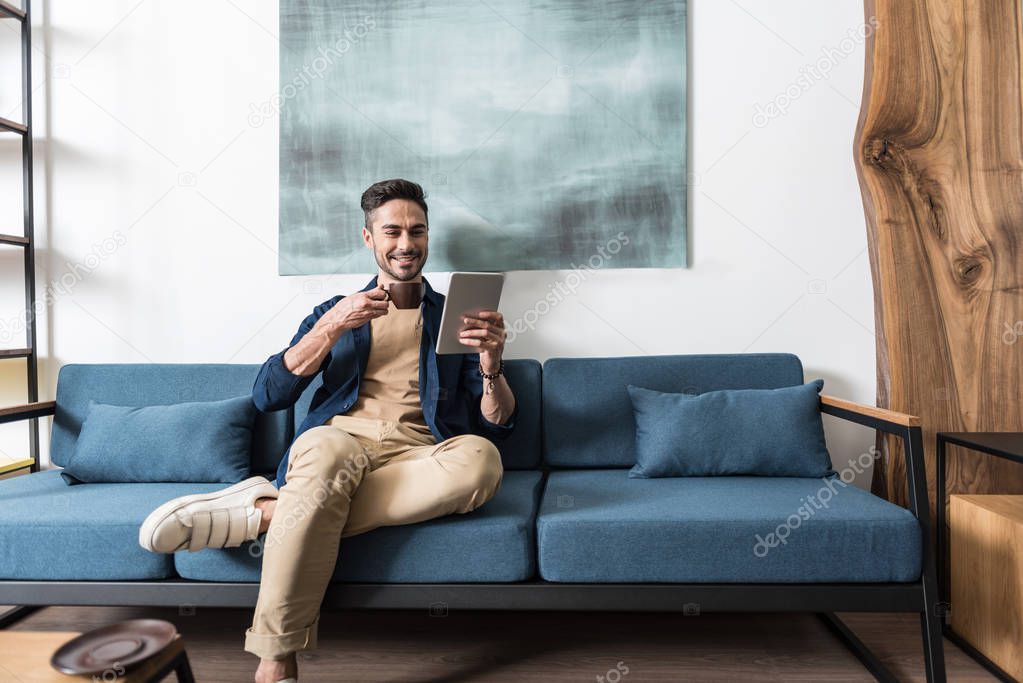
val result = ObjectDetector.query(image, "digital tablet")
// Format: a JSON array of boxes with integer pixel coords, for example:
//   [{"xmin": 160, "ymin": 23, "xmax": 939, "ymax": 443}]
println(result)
[{"xmin": 436, "ymin": 272, "xmax": 506, "ymax": 355}]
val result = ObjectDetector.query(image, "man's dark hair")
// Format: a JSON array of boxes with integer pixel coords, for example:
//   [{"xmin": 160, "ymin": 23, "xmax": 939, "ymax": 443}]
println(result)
[{"xmin": 361, "ymin": 178, "xmax": 428, "ymax": 230}]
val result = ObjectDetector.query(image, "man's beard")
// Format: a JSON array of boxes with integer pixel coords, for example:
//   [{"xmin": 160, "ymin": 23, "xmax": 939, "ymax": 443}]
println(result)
[{"xmin": 377, "ymin": 249, "xmax": 424, "ymax": 280}]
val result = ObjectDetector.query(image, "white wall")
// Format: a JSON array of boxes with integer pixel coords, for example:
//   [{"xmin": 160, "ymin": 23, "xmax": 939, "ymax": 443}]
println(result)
[{"xmin": 1, "ymin": 1, "xmax": 879, "ymax": 486}]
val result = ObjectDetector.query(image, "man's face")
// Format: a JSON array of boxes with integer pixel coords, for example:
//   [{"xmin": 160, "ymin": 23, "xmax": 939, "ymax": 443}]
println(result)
[{"xmin": 362, "ymin": 198, "xmax": 429, "ymax": 282}]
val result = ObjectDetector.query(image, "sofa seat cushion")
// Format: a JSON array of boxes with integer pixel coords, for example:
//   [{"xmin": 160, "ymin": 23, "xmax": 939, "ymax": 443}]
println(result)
[
  {"xmin": 0, "ymin": 470, "xmax": 225, "ymax": 580},
  {"xmin": 174, "ymin": 470, "xmax": 543, "ymax": 583},
  {"xmin": 537, "ymin": 470, "xmax": 921, "ymax": 583}
]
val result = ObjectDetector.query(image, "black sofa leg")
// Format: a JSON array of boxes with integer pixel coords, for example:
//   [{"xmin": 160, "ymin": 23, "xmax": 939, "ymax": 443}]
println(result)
[
  {"xmin": 920, "ymin": 611, "xmax": 946, "ymax": 683},
  {"xmin": 823, "ymin": 605, "xmax": 947, "ymax": 683},
  {"xmin": 0, "ymin": 605, "xmax": 40, "ymax": 629},
  {"xmin": 818, "ymin": 613, "xmax": 899, "ymax": 683},
  {"xmin": 920, "ymin": 583, "xmax": 947, "ymax": 682},
  {"xmin": 901, "ymin": 424, "xmax": 947, "ymax": 682}
]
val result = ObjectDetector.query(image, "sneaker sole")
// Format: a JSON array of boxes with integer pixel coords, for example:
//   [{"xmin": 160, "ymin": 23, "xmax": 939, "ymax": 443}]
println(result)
[{"xmin": 139, "ymin": 475, "xmax": 275, "ymax": 552}]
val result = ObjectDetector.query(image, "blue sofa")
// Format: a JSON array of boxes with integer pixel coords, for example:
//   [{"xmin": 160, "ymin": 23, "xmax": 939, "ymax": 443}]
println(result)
[{"xmin": 0, "ymin": 354, "xmax": 945, "ymax": 681}]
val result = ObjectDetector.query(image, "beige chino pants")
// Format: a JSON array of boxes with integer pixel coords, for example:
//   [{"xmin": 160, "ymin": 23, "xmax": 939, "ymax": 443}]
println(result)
[{"xmin": 243, "ymin": 414, "xmax": 504, "ymax": 660}]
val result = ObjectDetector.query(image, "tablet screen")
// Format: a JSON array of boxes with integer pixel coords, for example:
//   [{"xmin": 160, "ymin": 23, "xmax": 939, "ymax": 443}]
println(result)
[{"xmin": 435, "ymin": 272, "xmax": 505, "ymax": 355}]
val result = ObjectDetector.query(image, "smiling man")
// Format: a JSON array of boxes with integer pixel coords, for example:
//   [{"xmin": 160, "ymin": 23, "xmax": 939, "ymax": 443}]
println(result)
[{"xmin": 138, "ymin": 179, "xmax": 518, "ymax": 683}]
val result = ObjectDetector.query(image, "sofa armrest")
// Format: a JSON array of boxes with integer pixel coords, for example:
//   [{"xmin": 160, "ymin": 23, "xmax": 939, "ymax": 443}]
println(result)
[
  {"xmin": 0, "ymin": 401, "xmax": 55, "ymax": 425},
  {"xmin": 818, "ymin": 394, "xmax": 943, "ymax": 626},
  {"xmin": 819, "ymin": 395, "xmax": 920, "ymax": 432},
  {"xmin": 819, "ymin": 393, "xmax": 931, "ymax": 524}
]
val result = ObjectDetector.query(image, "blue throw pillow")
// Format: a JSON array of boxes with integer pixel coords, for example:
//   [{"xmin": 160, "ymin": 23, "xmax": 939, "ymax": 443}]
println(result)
[
  {"xmin": 60, "ymin": 396, "xmax": 256, "ymax": 485},
  {"xmin": 627, "ymin": 380, "xmax": 834, "ymax": 478}
]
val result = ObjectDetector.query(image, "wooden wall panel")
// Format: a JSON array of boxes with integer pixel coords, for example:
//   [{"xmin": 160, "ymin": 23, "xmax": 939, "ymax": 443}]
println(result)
[{"xmin": 854, "ymin": 1, "xmax": 1023, "ymax": 530}]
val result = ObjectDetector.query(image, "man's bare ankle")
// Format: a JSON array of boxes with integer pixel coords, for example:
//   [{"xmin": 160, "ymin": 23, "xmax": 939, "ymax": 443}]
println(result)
[
  {"xmin": 255, "ymin": 652, "xmax": 297, "ymax": 681},
  {"xmin": 254, "ymin": 498, "xmax": 277, "ymax": 533}
]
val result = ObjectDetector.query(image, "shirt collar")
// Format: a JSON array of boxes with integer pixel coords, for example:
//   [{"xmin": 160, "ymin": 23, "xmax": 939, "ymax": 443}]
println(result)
[{"xmin": 360, "ymin": 274, "xmax": 442, "ymax": 308}]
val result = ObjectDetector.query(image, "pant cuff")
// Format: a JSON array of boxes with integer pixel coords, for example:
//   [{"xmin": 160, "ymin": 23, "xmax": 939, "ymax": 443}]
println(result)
[{"xmin": 243, "ymin": 613, "xmax": 319, "ymax": 660}]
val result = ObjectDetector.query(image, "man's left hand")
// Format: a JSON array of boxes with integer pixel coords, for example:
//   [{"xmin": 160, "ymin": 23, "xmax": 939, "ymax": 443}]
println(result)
[{"xmin": 460, "ymin": 310, "xmax": 506, "ymax": 373}]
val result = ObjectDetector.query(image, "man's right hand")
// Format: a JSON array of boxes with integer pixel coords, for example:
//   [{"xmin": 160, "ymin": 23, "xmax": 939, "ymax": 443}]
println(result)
[
  {"xmin": 283, "ymin": 285, "xmax": 390, "ymax": 377},
  {"xmin": 315, "ymin": 284, "xmax": 390, "ymax": 338}
]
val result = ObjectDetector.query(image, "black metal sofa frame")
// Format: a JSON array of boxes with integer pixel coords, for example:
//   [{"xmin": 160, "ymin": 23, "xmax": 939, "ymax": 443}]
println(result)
[{"xmin": 0, "ymin": 396, "xmax": 946, "ymax": 682}]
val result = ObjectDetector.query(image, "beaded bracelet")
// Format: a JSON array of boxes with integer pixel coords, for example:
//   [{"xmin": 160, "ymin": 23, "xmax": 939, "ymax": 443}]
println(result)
[{"xmin": 478, "ymin": 359, "xmax": 505, "ymax": 395}]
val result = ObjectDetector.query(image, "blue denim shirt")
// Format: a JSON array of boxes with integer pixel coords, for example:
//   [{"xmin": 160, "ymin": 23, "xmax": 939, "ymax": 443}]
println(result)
[{"xmin": 253, "ymin": 275, "xmax": 519, "ymax": 488}]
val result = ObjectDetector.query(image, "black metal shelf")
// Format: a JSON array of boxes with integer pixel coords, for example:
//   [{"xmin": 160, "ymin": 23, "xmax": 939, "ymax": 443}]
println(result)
[
  {"xmin": 0, "ymin": 1, "xmax": 25, "ymax": 21},
  {"xmin": 2, "ymin": 0, "xmax": 40, "ymax": 475},
  {"xmin": 0, "ymin": 233, "xmax": 29, "ymax": 246},
  {"xmin": 0, "ymin": 116, "xmax": 27, "ymax": 135}
]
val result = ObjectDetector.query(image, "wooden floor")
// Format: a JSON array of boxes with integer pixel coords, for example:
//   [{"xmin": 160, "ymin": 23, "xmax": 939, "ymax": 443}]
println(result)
[{"xmin": 3, "ymin": 606, "xmax": 996, "ymax": 682}]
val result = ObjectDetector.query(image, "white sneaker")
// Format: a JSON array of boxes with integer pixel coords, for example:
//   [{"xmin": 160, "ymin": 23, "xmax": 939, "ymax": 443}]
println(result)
[{"xmin": 139, "ymin": 475, "xmax": 279, "ymax": 553}]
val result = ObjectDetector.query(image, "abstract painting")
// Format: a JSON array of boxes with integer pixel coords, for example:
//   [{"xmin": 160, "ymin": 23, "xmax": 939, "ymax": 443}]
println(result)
[{"xmin": 279, "ymin": 0, "xmax": 687, "ymax": 274}]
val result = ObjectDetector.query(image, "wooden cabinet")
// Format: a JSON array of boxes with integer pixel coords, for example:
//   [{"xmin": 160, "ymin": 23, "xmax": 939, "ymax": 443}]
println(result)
[{"xmin": 950, "ymin": 494, "xmax": 1023, "ymax": 679}]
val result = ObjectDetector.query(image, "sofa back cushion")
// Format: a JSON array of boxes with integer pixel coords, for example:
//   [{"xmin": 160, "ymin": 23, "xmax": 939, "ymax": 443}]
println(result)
[
  {"xmin": 59, "ymin": 396, "xmax": 257, "ymax": 485},
  {"xmin": 542, "ymin": 353, "xmax": 806, "ymax": 468},
  {"xmin": 293, "ymin": 358, "xmax": 543, "ymax": 469},
  {"xmin": 52, "ymin": 364, "xmax": 290, "ymax": 475}
]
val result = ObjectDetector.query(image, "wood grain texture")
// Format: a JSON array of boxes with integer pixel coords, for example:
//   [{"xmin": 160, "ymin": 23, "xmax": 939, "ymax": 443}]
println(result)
[
  {"xmin": 854, "ymin": 1, "xmax": 1023, "ymax": 523},
  {"xmin": 0, "ymin": 630, "xmax": 185, "ymax": 682},
  {"xmin": 950, "ymin": 494, "xmax": 1023, "ymax": 679},
  {"xmin": 0, "ymin": 605, "xmax": 1000, "ymax": 682},
  {"xmin": 0, "ymin": 400, "xmax": 54, "ymax": 420},
  {"xmin": 820, "ymin": 394, "xmax": 920, "ymax": 427}
]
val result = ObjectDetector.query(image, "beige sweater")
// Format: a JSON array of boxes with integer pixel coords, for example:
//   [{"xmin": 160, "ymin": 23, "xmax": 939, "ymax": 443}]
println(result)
[{"xmin": 342, "ymin": 300, "xmax": 434, "ymax": 438}]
